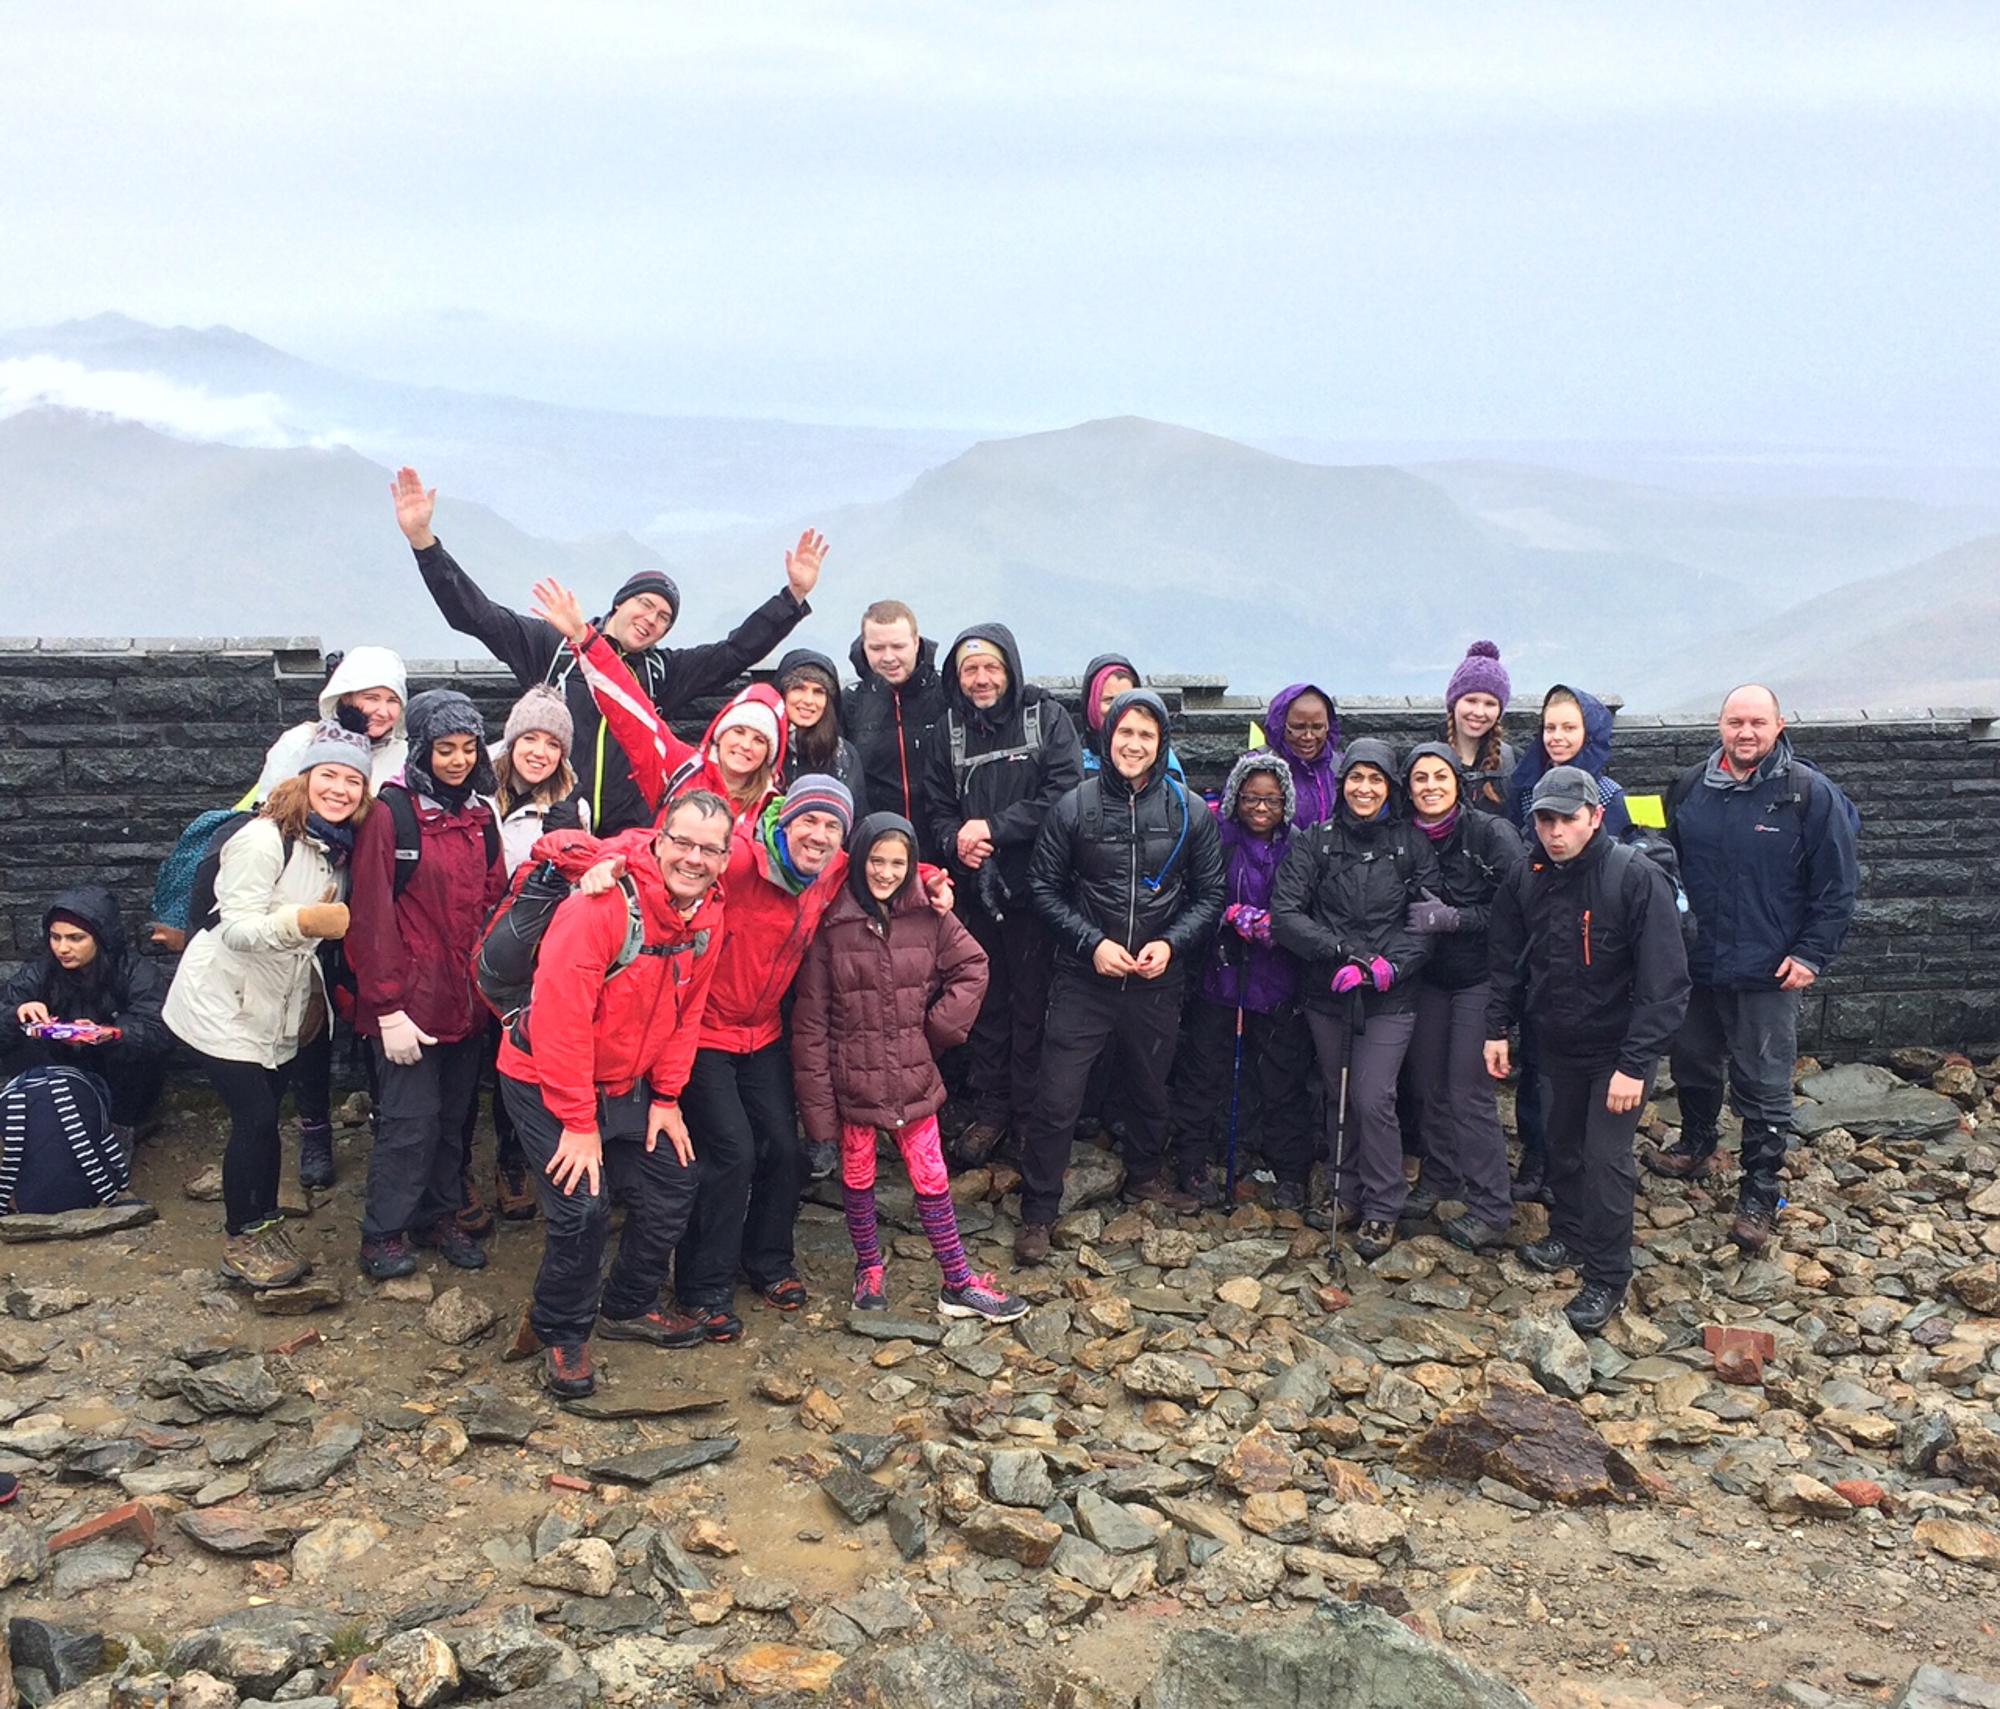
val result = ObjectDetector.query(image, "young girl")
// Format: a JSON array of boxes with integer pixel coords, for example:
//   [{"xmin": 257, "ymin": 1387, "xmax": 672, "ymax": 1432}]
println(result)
[
  {"xmin": 347, "ymin": 689, "xmax": 507, "ymax": 1279},
  {"xmin": 1271, "ymin": 739, "xmax": 1442, "ymax": 1261},
  {"xmin": 164, "ymin": 723, "xmax": 372, "ymax": 1289},
  {"xmin": 790, "ymin": 813, "xmax": 1026, "ymax": 1323},
  {"xmin": 1442, "ymin": 641, "xmax": 1517, "ymax": 814},
  {"xmin": 776, "ymin": 648, "xmax": 868, "ymax": 810},
  {"xmin": 1169, "ymin": 751, "xmax": 1312, "ymax": 1210}
]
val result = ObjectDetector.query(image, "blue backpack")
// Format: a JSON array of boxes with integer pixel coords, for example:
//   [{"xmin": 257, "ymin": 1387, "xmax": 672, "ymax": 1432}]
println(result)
[{"xmin": 0, "ymin": 1067, "xmax": 130, "ymax": 1216}]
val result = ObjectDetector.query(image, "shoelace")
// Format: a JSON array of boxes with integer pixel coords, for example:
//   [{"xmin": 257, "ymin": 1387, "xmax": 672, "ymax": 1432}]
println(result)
[{"xmin": 857, "ymin": 1266, "xmax": 886, "ymax": 1295}]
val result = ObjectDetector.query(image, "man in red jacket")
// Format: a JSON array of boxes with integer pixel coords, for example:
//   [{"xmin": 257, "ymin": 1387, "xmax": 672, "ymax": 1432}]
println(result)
[{"xmin": 497, "ymin": 791, "xmax": 731, "ymax": 1399}]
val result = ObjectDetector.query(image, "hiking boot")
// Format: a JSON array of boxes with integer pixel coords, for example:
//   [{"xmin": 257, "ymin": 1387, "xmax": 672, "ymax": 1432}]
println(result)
[
  {"xmin": 495, "ymin": 1163, "xmax": 537, "ymax": 1221},
  {"xmin": 1179, "ymin": 1162, "xmax": 1227, "ymax": 1210},
  {"xmin": 761, "ymin": 1275, "xmax": 809, "ymax": 1312},
  {"xmin": 1013, "ymin": 1222, "xmax": 1052, "ymax": 1266},
  {"xmin": 1353, "ymin": 1219, "xmax": 1397, "ymax": 1262},
  {"xmin": 1642, "ymin": 1137, "xmax": 1718, "ymax": 1180},
  {"xmin": 1563, "ymin": 1281, "xmax": 1626, "ymax": 1334},
  {"xmin": 1397, "ymin": 1186, "xmax": 1441, "ymax": 1226},
  {"xmin": 1729, "ymin": 1191, "xmax": 1779, "ymax": 1253},
  {"xmin": 1518, "ymin": 1237, "xmax": 1575, "ymax": 1274},
  {"xmin": 415, "ymin": 1217, "xmax": 489, "ymax": 1269},
  {"xmin": 1442, "ymin": 1212, "xmax": 1510, "ymax": 1253},
  {"xmin": 1511, "ymin": 1156, "xmax": 1552, "ymax": 1205},
  {"xmin": 1304, "ymin": 1199, "xmax": 1360, "ymax": 1234},
  {"xmin": 1123, "ymin": 1175, "xmax": 1200, "ymax": 1214},
  {"xmin": 298, "ymin": 1120, "xmax": 335, "ymax": 1189},
  {"xmin": 599, "ymin": 1308, "xmax": 707, "ymax": 1349},
  {"xmin": 686, "ymin": 1303, "xmax": 742, "ymax": 1344},
  {"xmin": 804, "ymin": 1139, "xmax": 839, "ymax": 1182},
  {"xmin": 221, "ymin": 1218, "xmax": 309, "ymax": 1290},
  {"xmin": 954, "ymin": 1119, "xmax": 1007, "ymax": 1167},
  {"xmin": 854, "ymin": 1264, "xmax": 888, "ymax": 1311},
  {"xmin": 359, "ymin": 1234, "xmax": 418, "ymax": 1280},
  {"xmin": 1271, "ymin": 1179, "xmax": 1308, "ymax": 1214},
  {"xmin": 542, "ymin": 1343, "xmax": 596, "ymax": 1399},
  {"xmin": 940, "ymin": 1273, "xmax": 1030, "ymax": 1323}
]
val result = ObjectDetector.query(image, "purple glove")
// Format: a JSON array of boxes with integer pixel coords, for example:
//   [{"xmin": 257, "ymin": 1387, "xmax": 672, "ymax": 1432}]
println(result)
[
  {"xmin": 1225, "ymin": 903, "xmax": 1273, "ymax": 945},
  {"xmin": 1367, "ymin": 955, "xmax": 1396, "ymax": 992},
  {"xmin": 1330, "ymin": 964, "xmax": 1366, "ymax": 995}
]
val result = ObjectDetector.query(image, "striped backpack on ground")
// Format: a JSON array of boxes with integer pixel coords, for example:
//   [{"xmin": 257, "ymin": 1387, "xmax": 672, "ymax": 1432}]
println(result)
[{"xmin": 0, "ymin": 1067, "xmax": 130, "ymax": 1216}]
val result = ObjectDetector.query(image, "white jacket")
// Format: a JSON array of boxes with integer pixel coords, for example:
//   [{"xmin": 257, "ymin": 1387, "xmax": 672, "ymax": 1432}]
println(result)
[
  {"xmin": 254, "ymin": 645, "xmax": 409, "ymax": 801},
  {"xmin": 163, "ymin": 820, "xmax": 346, "ymax": 1068}
]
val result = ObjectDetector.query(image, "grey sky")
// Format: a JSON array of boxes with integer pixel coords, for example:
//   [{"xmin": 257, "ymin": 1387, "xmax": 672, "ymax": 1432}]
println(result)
[{"xmin": 6, "ymin": 1, "xmax": 1997, "ymax": 449}]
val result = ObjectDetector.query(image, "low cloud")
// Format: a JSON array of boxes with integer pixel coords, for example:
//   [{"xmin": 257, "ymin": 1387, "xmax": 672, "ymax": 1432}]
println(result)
[{"xmin": 0, "ymin": 354, "xmax": 323, "ymax": 449}]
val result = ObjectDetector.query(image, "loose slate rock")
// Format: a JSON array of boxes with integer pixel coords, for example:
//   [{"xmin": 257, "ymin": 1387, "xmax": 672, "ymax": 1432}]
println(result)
[
  {"xmin": 425, "ymin": 1287, "xmax": 501, "ymax": 1345},
  {"xmin": 463, "ymin": 1395, "xmax": 541, "ymax": 1443},
  {"xmin": 1894, "ymin": 1666, "xmax": 2000, "ymax": 1708},
  {"xmin": 587, "ymin": 1437, "xmax": 739, "ymax": 1485},
  {"xmin": 177, "ymin": 1506, "xmax": 300, "ymax": 1557},
  {"xmin": 1403, "ymin": 1375, "xmax": 1648, "ymax": 1505},
  {"xmin": 845, "ymin": 1311, "xmax": 946, "ymax": 1346},
  {"xmin": 178, "ymin": 1356, "xmax": 284, "ymax": 1417},
  {"xmin": 9, "ymin": 1619, "xmax": 104, "ymax": 1694},
  {"xmin": 1120, "ymin": 1353, "xmax": 1208, "ymax": 1401},
  {"xmin": 0, "ymin": 1202, "xmax": 159, "ymax": 1241},
  {"xmin": 959, "ymin": 1502, "xmax": 1062, "ymax": 1567},
  {"xmin": 255, "ymin": 1414, "xmax": 364, "ymax": 1493},
  {"xmin": 247, "ymin": 1280, "xmax": 345, "ymax": 1316},
  {"xmin": 821, "ymin": 1465, "xmax": 895, "ymax": 1524},
  {"xmin": 561, "ymin": 1387, "xmax": 725, "ymax": 1420}
]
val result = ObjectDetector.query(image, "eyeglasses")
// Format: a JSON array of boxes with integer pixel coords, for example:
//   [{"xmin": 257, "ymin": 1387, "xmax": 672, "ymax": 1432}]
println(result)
[
  {"xmin": 1238, "ymin": 795, "xmax": 1285, "ymax": 812},
  {"xmin": 1284, "ymin": 721, "xmax": 1329, "ymax": 738},
  {"xmin": 662, "ymin": 832, "xmax": 731, "ymax": 863}
]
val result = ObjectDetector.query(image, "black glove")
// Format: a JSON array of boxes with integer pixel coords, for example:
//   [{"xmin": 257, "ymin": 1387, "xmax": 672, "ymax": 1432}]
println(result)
[{"xmin": 1405, "ymin": 888, "xmax": 1461, "ymax": 935}]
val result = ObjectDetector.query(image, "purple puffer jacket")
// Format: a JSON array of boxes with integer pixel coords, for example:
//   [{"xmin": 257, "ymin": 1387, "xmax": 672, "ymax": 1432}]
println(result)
[
  {"xmin": 1261, "ymin": 682, "xmax": 1342, "ymax": 827},
  {"xmin": 1199, "ymin": 752, "xmax": 1301, "ymax": 1015}
]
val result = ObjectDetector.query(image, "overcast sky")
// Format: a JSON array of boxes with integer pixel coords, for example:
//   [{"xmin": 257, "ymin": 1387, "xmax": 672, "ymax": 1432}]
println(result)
[{"xmin": 5, "ymin": 2, "xmax": 1998, "ymax": 451}]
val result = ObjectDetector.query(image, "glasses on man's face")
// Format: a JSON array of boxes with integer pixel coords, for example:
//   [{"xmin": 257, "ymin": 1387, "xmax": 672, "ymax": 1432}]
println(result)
[{"xmin": 663, "ymin": 831, "xmax": 730, "ymax": 864}]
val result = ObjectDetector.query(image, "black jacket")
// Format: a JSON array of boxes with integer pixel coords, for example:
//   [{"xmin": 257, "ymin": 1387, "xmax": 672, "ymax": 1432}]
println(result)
[
  {"xmin": 1270, "ymin": 741, "xmax": 1441, "ymax": 1017},
  {"xmin": 1, "ymin": 886, "xmax": 170, "ymax": 1069},
  {"xmin": 1484, "ymin": 830, "xmax": 1691, "ymax": 1078},
  {"xmin": 1419, "ymin": 809, "xmax": 1525, "ymax": 992},
  {"xmin": 921, "ymin": 623, "xmax": 1084, "ymax": 912},
  {"xmin": 775, "ymin": 647, "xmax": 870, "ymax": 815},
  {"xmin": 842, "ymin": 635, "xmax": 948, "ymax": 855},
  {"xmin": 413, "ymin": 537, "xmax": 809, "ymax": 835},
  {"xmin": 1027, "ymin": 691, "xmax": 1226, "ymax": 976}
]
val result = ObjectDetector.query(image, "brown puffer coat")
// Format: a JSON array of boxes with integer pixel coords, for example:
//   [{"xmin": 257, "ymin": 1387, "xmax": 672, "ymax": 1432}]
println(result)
[{"xmin": 790, "ymin": 814, "xmax": 989, "ymax": 1145}]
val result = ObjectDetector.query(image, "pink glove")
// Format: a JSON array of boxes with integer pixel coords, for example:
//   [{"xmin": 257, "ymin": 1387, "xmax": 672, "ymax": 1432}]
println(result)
[
  {"xmin": 1225, "ymin": 904, "xmax": 1273, "ymax": 945},
  {"xmin": 1367, "ymin": 955, "xmax": 1396, "ymax": 992},
  {"xmin": 1330, "ymin": 965, "xmax": 1366, "ymax": 995}
]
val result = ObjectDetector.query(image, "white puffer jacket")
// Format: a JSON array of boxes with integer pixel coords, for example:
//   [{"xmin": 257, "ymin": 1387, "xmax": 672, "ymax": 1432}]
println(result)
[
  {"xmin": 163, "ymin": 820, "xmax": 346, "ymax": 1068},
  {"xmin": 253, "ymin": 645, "xmax": 410, "ymax": 801}
]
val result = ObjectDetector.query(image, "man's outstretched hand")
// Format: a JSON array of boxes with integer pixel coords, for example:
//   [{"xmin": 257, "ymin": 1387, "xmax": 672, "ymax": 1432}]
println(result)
[
  {"xmin": 392, "ymin": 467, "xmax": 438, "ymax": 550},
  {"xmin": 786, "ymin": 530, "xmax": 828, "ymax": 602}
]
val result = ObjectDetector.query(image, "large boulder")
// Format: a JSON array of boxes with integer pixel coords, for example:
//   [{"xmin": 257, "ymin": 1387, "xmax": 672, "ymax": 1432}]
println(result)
[
  {"xmin": 1793, "ymin": 1063, "xmax": 1963, "ymax": 1142},
  {"xmin": 1402, "ymin": 1376, "xmax": 1648, "ymax": 1505}
]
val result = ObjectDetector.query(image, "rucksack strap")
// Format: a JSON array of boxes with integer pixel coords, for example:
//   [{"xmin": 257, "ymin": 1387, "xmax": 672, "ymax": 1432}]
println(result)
[
  {"xmin": 382, "ymin": 785, "xmax": 502, "ymax": 897},
  {"xmin": 948, "ymin": 699, "xmax": 1046, "ymax": 795}
]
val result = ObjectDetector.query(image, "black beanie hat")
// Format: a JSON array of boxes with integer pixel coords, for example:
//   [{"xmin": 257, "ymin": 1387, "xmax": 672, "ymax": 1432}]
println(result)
[{"xmin": 611, "ymin": 570, "xmax": 682, "ymax": 623}]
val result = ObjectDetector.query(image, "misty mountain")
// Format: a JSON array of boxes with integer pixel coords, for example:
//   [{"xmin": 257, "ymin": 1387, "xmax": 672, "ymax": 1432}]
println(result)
[
  {"xmin": 0, "ymin": 407, "xmax": 666, "ymax": 653},
  {"xmin": 0, "ymin": 313, "xmax": 973, "ymax": 545},
  {"xmin": 1640, "ymin": 535, "xmax": 2000, "ymax": 714}
]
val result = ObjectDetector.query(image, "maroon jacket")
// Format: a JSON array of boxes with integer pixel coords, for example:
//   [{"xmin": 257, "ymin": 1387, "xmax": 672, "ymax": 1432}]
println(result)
[
  {"xmin": 347, "ymin": 784, "xmax": 507, "ymax": 1045},
  {"xmin": 790, "ymin": 840, "xmax": 987, "ymax": 1145}
]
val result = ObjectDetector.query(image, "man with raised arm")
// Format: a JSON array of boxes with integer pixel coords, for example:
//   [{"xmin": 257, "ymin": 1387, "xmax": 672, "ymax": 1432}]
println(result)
[{"xmin": 391, "ymin": 467, "xmax": 824, "ymax": 835}]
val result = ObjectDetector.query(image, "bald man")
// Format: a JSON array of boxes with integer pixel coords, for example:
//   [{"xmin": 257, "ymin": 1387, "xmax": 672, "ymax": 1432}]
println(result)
[{"xmin": 1646, "ymin": 686, "xmax": 1859, "ymax": 1253}]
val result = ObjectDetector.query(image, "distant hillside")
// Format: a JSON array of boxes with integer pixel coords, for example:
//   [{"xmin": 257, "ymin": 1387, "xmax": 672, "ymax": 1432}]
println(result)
[
  {"xmin": 0, "ymin": 408, "xmax": 666, "ymax": 653},
  {"xmin": 1640, "ymin": 534, "xmax": 2000, "ymax": 712}
]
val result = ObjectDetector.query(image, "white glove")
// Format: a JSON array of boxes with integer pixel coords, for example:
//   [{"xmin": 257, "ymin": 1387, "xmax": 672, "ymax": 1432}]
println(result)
[{"xmin": 378, "ymin": 1009, "xmax": 436, "ymax": 1067}]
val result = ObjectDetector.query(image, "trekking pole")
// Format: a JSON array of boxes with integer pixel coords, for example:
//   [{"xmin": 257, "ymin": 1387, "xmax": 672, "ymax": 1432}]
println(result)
[
  {"xmin": 1327, "ymin": 985, "xmax": 1366, "ymax": 1246},
  {"xmin": 1224, "ymin": 1005, "xmax": 1245, "ymax": 1199}
]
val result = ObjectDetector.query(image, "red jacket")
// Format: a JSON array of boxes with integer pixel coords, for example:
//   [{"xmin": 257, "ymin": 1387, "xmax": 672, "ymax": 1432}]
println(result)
[
  {"xmin": 496, "ymin": 827, "xmax": 724, "ymax": 1129},
  {"xmin": 347, "ymin": 783, "xmax": 507, "ymax": 1044},
  {"xmin": 572, "ymin": 631, "xmax": 785, "ymax": 831},
  {"xmin": 789, "ymin": 880, "xmax": 987, "ymax": 1144},
  {"xmin": 698, "ymin": 828, "xmax": 845, "ymax": 1056}
]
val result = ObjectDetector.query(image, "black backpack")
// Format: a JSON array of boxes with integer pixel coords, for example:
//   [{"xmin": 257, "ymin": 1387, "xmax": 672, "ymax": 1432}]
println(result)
[
  {"xmin": 183, "ymin": 812, "xmax": 297, "ymax": 934},
  {"xmin": 0, "ymin": 1067, "xmax": 130, "ymax": 1216},
  {"xmin": 1617, "ymin": 828, "xmax": 1700, "ymax": 955}
]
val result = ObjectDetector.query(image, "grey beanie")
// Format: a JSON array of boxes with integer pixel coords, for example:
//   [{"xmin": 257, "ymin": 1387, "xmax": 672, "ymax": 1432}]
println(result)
[
  {"xmin": 297, "ymin": 721, "xmax": 374, "ymax": 782},
  {"xmin": 503, "ymin": 684, "xmax": 574, "ymax": 757}
]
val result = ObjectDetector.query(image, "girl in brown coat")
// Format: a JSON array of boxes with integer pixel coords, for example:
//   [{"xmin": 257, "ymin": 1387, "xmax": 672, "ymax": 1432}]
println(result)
[{"xmin": 791, "ymin": 813, "xmax": 1026, "ymax": 1323}]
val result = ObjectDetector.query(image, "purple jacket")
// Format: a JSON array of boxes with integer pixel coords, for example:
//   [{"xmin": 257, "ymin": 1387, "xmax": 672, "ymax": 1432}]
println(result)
[
  {"xmin": 1261, "ymin": 682, "xmax": 1342, "ymax": 827},
  {"xmin": 1199, "ymin": 752, "xmax": 1301, "ymax": 1015}
]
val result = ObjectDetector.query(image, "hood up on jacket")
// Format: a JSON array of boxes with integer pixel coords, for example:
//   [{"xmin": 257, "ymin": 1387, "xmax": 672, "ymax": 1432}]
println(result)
[
  {"xmin": 845, "ymin": 811, "xmax": 923, "ymax": 913},
  {"xmin": 402, "ymin": 687, "xmax": 498, "ymax": 803},
  {"xmin": 1221, "ymin": 750, "xmax": 1296, "ymax": 827},
  {"xmin": 847, "ymin": 631, "xmax": 940, "ymax": 691},
  {"xmin": 941, "ymin": 623, "xmax": 1027, "ymax": 732},
  {"xmin": 1335, "ymin": 736, "xmax": 1403, "ymax": 823},
  {"xmin": 1261, "ymin": 682, "xmax": 1342, "ymax": 825},
  {"xmin": 43, "ymin": 884, "xmax": 129, "ymax": 964},
  {"xmin": 1508, "ymin": 682, "xmax": 1617, "ymax": 818},
  {"xmin": 1082, "ymin": 653, "xmax": 1142, "ymax": 737},
  {"xmin": 775, "ymin": 647, "xmax": 841, "ymax": 695},
  {"xmin": 319, "ymin": 646, "xmax": 409, "ymax": 743},
  {"xmin": 1095, "ymin": 689, "xmax": 1174, "ymax": 793},
  {"xmin": 1402, "ymin": 740, "xmax": 1467, "ymax": 794}
]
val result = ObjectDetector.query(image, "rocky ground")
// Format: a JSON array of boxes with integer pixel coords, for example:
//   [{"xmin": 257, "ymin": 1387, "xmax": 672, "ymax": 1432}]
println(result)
[{"xmin": 5, "ymin": 1048, "xmax": 2000, "ymax": 1709}]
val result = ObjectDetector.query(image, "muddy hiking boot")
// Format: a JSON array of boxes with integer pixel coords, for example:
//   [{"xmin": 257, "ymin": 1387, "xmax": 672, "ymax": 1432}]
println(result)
[
  {"xmin": 1518, "ymin": 1237, "xmax": 1575, "ymax": 1274},
  {"xmin": 297, "ymin": 1121, "xmax": 336, "ymax": 1190},
  {"xmin": 1353, "ymin": 1220, "xmax": 1397, "ymax": 1262},
  {"xmin": 416, "ymin": 1217, "xmax": 489, "ymax": 1269},
  {"xmin": 1123, "ymin": 1175, "xmax": 1200, "ymax": 1214},
  {"xmin": 495, "ymin": 1164, "xmax": 537, "ymax": 1221},
  {"xmin": 1564, "ymin": 1281, "xmax": 1626, "ymax": 1334},
  {"xmin": 1642, "ymin": 1135, "xmax": 1720, "ymax": 1180},
  {"xmin": 953, "ymin": 1119, "xmax": 1007, "ymax": 1168},
  {"xmin": 1013, "ymin": 1223, "xmax": 1052, "ymax": 1266},
  {"xmin": 1730, "ymin": 1188, "xmax": 1781, "ymax": 1253},
  {"xmin": 456, "ymin": 1175, "xmax": 496, "ymax": 1238},
  {"xmin": 221, "ymin": 1218, "xmax": 309, "ymax": 1290},
  {"xmin": 358, "ymin": 1234, "xmax": 418, "ymax": 1280},
  {"xmin": 599, "ymin": 1308, "xmax": 707, "ymax": 1349},
  {"xmin": 543, "ymin": 1343, "xmax": 596, "ymax": 1399},
  {"xmin": 1442, "ymin": 1213, "xmax": 1509, "ymax": 1253}
]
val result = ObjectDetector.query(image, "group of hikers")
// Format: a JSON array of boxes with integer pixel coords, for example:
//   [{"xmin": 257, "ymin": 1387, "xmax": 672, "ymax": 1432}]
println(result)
[{"xmin": 0, "ymin": 468, "xmax": 1863, "ymax": 1400}]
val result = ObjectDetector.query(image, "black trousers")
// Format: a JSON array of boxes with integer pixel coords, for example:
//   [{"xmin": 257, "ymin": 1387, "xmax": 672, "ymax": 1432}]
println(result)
[
  {"xmin": 1020, "ymin": 967, "xmax": 1182, "ymax": 1226},
  {"xmin": 363, "ymin": 1034, "xmax": 483, "ymax": 1240},
  {"xmin": 676, "ymin": 1041, "xmax": 802, "ymax": 1306},
  {"xmin": 456, "ymin": 1015, "xmax": 525, "ymax": 1178},
  {"xmin": 1669, "ymin": 985, "xmax": 1799, "ymax": 1189},
  {"xmin": 1170, "ymin": 997, "xmax": 1313, "ymax": 1184},
  {"xmin": 198, "ymin": 1050, "xmax": 297, "ymax": 1236},
  {"xmin": 1544, "ymin": 1065, "xmax": 1651, "ymax": 1292},
  {"xmin": 961, "ymin": 904, "xmax": 1054, "ymax": 1131},
  {"xmin": 502, "ymin": 1075, "xmax": 699, "ymax": 1347}
]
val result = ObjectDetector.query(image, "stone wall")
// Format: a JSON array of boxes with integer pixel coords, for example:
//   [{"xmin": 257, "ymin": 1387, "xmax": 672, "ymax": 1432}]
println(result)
[{"xmin": 3, "ymin": 638, "xmax": 1995, "ymax": 1054}]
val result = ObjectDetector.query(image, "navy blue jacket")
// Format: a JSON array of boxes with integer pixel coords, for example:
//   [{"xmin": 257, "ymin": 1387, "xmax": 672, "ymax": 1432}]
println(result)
[
  {"xmin": 1506, "ymin": 684, "xmax": 1634, "ymax": 841},
  {"xmin": 1666, "ymin": 739, "xmax": 1859, "ymax": 990}
]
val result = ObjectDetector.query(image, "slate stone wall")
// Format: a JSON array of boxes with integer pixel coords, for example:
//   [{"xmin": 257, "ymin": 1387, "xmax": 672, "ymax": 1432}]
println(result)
[{"xmin": 3, "ymin": 639, "xmax": 1995, "ymax": 1055}]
